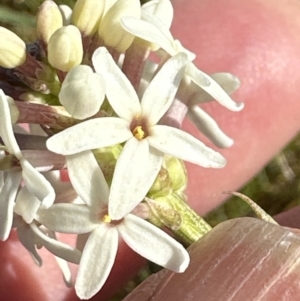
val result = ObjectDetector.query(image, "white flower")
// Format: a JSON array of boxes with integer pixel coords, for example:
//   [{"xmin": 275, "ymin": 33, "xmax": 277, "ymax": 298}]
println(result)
[
  {"xmin": 121, "ymin": 10, "xmax": 244, "ymax": 112},
  {"xmin": 0, "ymin": 89, "xmax": 55, "ymax": 240},
  {"xmin": 37, "ymin": 150, "xmax": 190, "ymax": 299},
  {"xmin": 47, "ymin": 48, "xmax": 226, "ymax": 219}
]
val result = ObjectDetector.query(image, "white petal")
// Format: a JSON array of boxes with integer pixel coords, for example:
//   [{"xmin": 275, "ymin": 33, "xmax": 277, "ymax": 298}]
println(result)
[
  {"xmin": 142, "ymin": 0, "xmax": 173, "ymax": 29},
  {"xmin": 75, "ymin": 225, "xmax": 118, "ymax": 300},
  {"xmin": 30, "ymin": 223, "xmax": 81, "ymax": 264},
  {"xmin": 188, "ymin": 72, "xmax": 241, "ymax": 105},
  {"xmin": 37, "ymin": 203, "xmax": 97, "ymax": 234},
  {"xmin": 66, "ymin": 151, "xmax": 109, "ymax": 207},
  {"xmin": 0, "ymin": 171, "xmax": 22, "ymax": 241},
  {"xmin": 46, "ymin": 117, "xmax": 132, "ymax": 155},
  {"xmin": 15, "ymin": 217, "xmax": 42, "ymax": 266},
  {"xmin": 187, "ymin": 105, "xmax": 234, "ymax": 148},
  {"xmin": 121, "ymin": 16, "xmax": 175, "ymax": 55},
  {"xmin": 92, "ymin": 47, "xmax": 141, "ymax": 121},
  {"xmin": 14, "ymin": 186, "xmax": 41, "ymax": 224},
  {"xmin": 59, "ymin": 65, "xmax": 105, "ymax": 120},
  {"xmin": 109, "ymin": 137, "xmax": 163, "ymax": 220},
  {"xmin": 119, "ymin": 214, "xmax": 189, "ymax": 272},
  {"xmin": 21, "ymin": 158, "xmax": 55, "ymax": 208},
  {"xmin": 141, "ymin": 10, "xmax": 175, "ymax": 44},
  {"xmin": 148, "ymin": 125, "xmax": 226, "ymax": 168},
  {"xmin": 141, "ymin": 53, "xmax": 188, "ymax": 125},
  {"xmin": 0, "ymin": 90, "xmax": 22, "ymax": 158},
  {"xmin": 186, "ymin": 63, "xmax": 244, "ymax": 111}
]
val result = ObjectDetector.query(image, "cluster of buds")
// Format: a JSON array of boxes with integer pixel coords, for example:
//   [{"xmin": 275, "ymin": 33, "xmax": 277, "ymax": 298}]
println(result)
[{"xmin": 0, "ymin": 0, "xmax": 243, "ymax": 299}]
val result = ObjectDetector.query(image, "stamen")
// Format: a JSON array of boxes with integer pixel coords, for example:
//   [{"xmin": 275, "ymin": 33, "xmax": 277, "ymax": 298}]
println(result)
[
  {"xmin": 133, "ymin": 125, "xmax": 145, "ymax": 140},
  {"xmin": 102, "ymin": 214, "xmax": 112, "ymax": 223}
]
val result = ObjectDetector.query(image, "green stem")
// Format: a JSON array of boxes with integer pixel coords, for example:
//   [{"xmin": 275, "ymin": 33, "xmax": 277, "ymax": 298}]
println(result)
[{"xmin": 170, "ymin": 194, "xmax": 212, "ymax": 246}]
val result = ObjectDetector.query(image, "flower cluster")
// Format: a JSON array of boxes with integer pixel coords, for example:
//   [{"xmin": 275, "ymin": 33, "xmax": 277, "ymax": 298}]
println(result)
[{"xmin": 0, "ymin": 0, "xmax": 243, "ymax": 299}]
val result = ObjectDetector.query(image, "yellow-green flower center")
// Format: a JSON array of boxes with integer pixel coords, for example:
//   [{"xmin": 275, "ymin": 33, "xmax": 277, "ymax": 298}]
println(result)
[{"xmin": 130, "ymin": 116, "xmax": 149, "ymax": 141}]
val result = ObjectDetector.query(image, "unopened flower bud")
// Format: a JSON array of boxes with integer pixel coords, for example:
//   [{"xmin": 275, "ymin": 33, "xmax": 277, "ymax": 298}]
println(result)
[
  {"xmin": 71, "ymin": 0, "xmax": 105, "ymax": 36},
  {"xmin": 59, "ymin": 5, "xmax": 72, "ymax": 25},
  {"xmin": 98, "ymin": 0, "xmax": 141, "ymax": 53},
  {"xmin": 0, "ymin": 27, "xmax": 26, "ymax": 68},
  {"xmin": 165, "ymin": 156, "xmax": 187, "ymax": 193},
  {"xmin": 148, "ymin": 167, "xmax": 172, "ymax": 198},
  {"xmin": 37, "ymin": 0, "xmax": 63, "ymax": 44},
  {"xmin": 48, "ymin": 25, "xmax": 83, "ymax": 72},
  {"xmin": 103, "ymin": 0, "xmax": 118, "ymax": 15},
  {"xmin": 59, "ymin": 65, "xmax": 105, "ymax": 119}
]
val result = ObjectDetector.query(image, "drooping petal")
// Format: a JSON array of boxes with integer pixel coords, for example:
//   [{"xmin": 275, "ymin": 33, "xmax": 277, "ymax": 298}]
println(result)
[
  {"xmin": 14, "ymin": 216, "xmax": 42, "ymax": 266},
  {"xmin": 14, "ymin": 186, "xmax": 41, "ymax": 224},
  {"xmin": 21, "ymin": 158, "xmax": 55, "ymax": 208},
  {"xmin": 119, "ymin": 214, "xmax": 189, "ymax": 272},
  {"xmin": 186, "ymin": 63, "xmax": 244, "ymax": 111},
  {"xmin": 187, "ymin": 105, "xmax": 234, "ymax": 148},
  {"xmin": 109, "ymin": 137, "xmax": 163, "ymax": 220},
  {"xmin": 66, "ymin": 150, "xmax": 109, "ymax": 207},
  {"xmin": 148, "ymin": 125, "xmax": 226, "ymax": 168},
  {"xmin": 121, "ymin": 16, "xmax": 175, "ymax": 55},
  {"xmin": 141, "ymin": 52, "xmax": 188, "ymax": 125},
  {"xmin": 188, "ymin": 72, "xmax": 241, "ymax": 105},
  {"xmin": 37, "ymin": 203, "xmax": 97, "ymax": 234},
  {"xmin": 46, "ymin": 117, "xmax": 132, "ymax": 155},
  {"xmin": 31, "ymin": 223, "xmax": 81, "ymax": 264},
  {"xmin": 75, "ymin": 225, "xmax": 118, "ymax": 300},
  {"xmin": 0, "ymin": 171, "xmax": 22, "ymax": 241},
  {"xmin": 59, "ymin": 65, "xmax": 105, "ymax": 119},
  {"xmin": 92, "ymin": 47, "xmax": 141, "ymax": 121},
  {"xmin": 0, "ymin": 90, "xmax": 22, "ymax": 158}
]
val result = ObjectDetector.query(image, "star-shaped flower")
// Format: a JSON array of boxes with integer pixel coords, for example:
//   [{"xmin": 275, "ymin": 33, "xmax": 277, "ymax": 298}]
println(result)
[
  {"xmin": 0, "ymin": 89, "xmax": 55, "ymax": 240},
  {"xmin": 47, "ymin": 48, "xmax": 226, "ymax": 219},
  {"xmin": 37, "ymin": 150, "xmax": 190, "ymax": 299}
]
